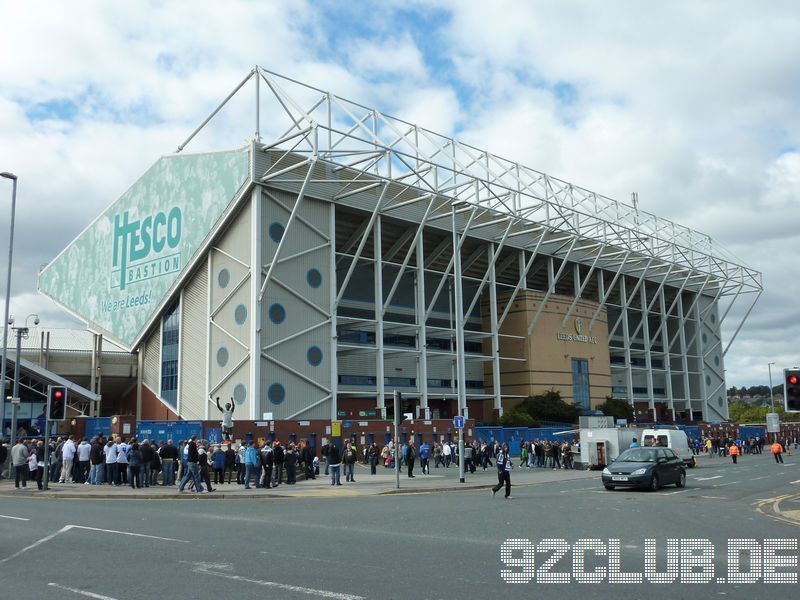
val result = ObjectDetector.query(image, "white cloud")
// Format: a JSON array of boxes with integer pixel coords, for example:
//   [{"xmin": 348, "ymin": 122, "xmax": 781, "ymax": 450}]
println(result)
[{"xmin": 0, "ymin": 1, "xmax": 797, "ymax": 387}]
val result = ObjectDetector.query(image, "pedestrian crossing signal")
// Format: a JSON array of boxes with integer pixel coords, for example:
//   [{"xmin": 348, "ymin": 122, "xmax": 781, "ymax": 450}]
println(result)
[
  {"xmin": 48, "ymin": 385, "xmax": 67, "ymax": 421},
  {"xmin": 785, "ymin": 369, "xmax": 800, "ymax": 412}
]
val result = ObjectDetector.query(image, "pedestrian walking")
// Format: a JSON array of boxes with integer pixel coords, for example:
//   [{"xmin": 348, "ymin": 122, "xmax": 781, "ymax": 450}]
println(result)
[
  {"xmin": 729, "ymin": 442, "xmax": 739, "ymax": 464},
  {"xmin": 491, "ymin": 443, "xmax": 513, "ymax": 499},
  {"xmin": 772, "ymin": 441, "xmax": 785, "ymax": 464}
]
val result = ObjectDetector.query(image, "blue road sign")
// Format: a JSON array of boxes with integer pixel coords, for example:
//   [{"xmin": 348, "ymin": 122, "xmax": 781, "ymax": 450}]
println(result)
[{"xmin": 453, "ymin": 416, "xmax": 465, "ymax": 429}]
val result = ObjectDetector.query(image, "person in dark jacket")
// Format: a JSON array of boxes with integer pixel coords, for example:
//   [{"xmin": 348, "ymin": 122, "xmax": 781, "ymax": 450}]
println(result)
[
  {"xmin": 259, "ymin": 443, "xmax": 274, "ymax": 488},
  {"xmin": 406, "ymin": 441, "xmax": 417, "ymax": 478},
  {"xmin": 328, "ymin": 442, "xmax": 342, "ymax": 486},
  {"xmin": 89, "ymin": 437, "xmax": 105, "ymax": 485},
  {"xmin": 301, "ymin": 441, "xmax": 316, "ymax": 480},
  {"xmin": 211, "ymin": 445, "xmax": 225, "ymax": 484},
  {"xmin": 178, "ymin": 436, "xmax": 205, "ymax": 493},
  {"xmin": 199, "ymin": 441, "xmax": 214, "ymax": 492},
  {"xmin": 223, "ymin": 443, "xmax": 236, "ymax": 484},
  {"xmin": 272, "ymin": 442, "xmax": 285, "ymax": 486},
  {"xmin": 140, "ymin": 440, "xmax": 154, "ymax": 488},
  {"xmin": 284, "ymin": 443, "xmax": 298, "ymax": 484},
  {"xmin": 150, "ymin": 441, "xmax": 162, "ymax": 485},
  {"xmin": 127, "ymin": 443, "xmax": 143, "ymax": 488},
  {"xmin": 491, "ymin": 443, "xmax": 513, "ymax": 499},
  {"xmin": 343, "ymin": 441, "xmax": 357, "ymax": 482}
]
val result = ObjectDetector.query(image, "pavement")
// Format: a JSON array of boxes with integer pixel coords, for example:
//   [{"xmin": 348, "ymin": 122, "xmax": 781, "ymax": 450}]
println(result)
[
  {"xmin": 2, "ymin": 451, "xmax": 800, "ymax": 599},
  {"xmin": 0, "ymin": 460, "xmax": 597, "ymax": 498}
]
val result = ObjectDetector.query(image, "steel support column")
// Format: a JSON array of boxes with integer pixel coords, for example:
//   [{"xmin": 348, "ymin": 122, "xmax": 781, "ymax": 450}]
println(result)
[
  {"xmin": 375, "ymin": 216, "xmax": 386, "ymax": 418},
  {"xmin": 415, "ymin": 229, "xmax": 429, "ymax": 419},
  {"xmin": 488, "ymin": 243, "xmax": 502, "ymax": 417}
]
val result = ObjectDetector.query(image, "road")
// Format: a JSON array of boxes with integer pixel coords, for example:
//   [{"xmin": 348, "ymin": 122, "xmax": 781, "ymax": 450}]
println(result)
[{"xmin": 1, "ymin": 451, "xmax": 798, "ymax": 599}]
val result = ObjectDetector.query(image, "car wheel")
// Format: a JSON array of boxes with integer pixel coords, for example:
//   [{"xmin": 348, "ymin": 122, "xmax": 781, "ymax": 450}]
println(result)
[
  {"xmin": 676, "ymin": 471, "xmax": 686, "ymax": 488},
  {"xmin": 604, "ymin": 484, "xmax": 615, "ymax": 491},
  {"xmin": 649, "ymin": 474, "xmax": 660, "ymax": 491}
]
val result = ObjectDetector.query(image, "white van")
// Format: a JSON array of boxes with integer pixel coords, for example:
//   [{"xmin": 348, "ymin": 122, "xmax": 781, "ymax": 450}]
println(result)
[{"xmin": 642, "ymin": 428, "xmax": 696, "ymax": 468}]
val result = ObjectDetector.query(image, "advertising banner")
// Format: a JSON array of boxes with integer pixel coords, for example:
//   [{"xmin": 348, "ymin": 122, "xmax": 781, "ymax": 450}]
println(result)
[{"xmin": 39, "ymin": 148, "xmax": 250, "ymax": 349}]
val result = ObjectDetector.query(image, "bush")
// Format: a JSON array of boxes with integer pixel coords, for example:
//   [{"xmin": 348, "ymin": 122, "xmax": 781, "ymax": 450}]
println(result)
[
  {"xmin": 499, "ymin": 410, "xmax": 538, "ymax": 427},
  {"xmin": 596, "ymin": 396, "xmax": 634, "ymax": 422},
  {"xmin": 513, "ymin": 390, "xmax": 579, "ymax": 423}
]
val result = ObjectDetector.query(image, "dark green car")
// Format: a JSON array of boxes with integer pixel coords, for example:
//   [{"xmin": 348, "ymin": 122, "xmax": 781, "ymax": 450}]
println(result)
[{"xmin": 601, "ymin": 447, "xmax": 686, "ymax": 491}]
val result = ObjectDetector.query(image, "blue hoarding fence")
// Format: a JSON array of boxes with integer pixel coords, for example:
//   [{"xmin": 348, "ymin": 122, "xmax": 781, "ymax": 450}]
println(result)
[
  {"xmin": 136, "ymin": 420, "xmax": 203, "ymax": 443},
  {"xmin": 85, "ymin": 417, "xmax": 112, "ymax": 438}
]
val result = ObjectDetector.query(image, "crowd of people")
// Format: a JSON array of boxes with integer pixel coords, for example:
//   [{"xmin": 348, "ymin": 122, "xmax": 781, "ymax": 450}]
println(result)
[
  {"xmin": 5, "ymin": 431, "xmax": 792, "ymax": 491},
  {"xmin": 0, "ymin": 434, "xmax": 565, "ymax": 491},
  {"xmin": 687, "ymin": 434, "xmax": 797, "ymax": 458}
]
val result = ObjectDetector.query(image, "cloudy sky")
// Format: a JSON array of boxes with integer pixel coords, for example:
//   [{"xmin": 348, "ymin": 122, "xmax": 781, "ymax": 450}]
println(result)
[{"xmin": 0, "ymin": 1, "xmax": 797, "ymax": 387}]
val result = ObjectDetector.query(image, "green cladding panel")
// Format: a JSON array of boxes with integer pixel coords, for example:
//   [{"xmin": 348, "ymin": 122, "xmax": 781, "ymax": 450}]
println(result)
[{"xmin": 38, "ymin": 148, "xmax": 250, "ymax": 349}]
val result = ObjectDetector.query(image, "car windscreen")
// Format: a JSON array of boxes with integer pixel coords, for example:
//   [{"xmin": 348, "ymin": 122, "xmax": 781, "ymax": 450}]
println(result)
[{"xmin": 617, "ymin": 448, "xmax": 657, "ymax": 462}]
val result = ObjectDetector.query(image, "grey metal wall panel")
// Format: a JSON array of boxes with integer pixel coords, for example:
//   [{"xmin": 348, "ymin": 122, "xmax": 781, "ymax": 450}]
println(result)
[
  {"xmin": 208, "ymin": 199, "xmax": 252, "ymax": 416},
  {"xmin": 142, "ymin": 326, "xmax": 160, "ymax": 391},
  {"xmin": 259, "ymin": 190, "xmax": 332, "ymax": 419},
  {"xmin": 180, "ymin": 261, "xmax": 208, "ymax": 419}
]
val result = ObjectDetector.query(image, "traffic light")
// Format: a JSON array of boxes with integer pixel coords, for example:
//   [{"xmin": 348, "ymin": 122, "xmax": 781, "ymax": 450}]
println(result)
[
  {"xmin": 393, "ymin": 390, "xmax": 402, "ymax": 427},
  {"xmin": 48, "ymin": 385, "xmax": 67, "ymax": 421},
  {"xmin": 785, "ymin": 369, "xmax": 800, "ymax": 412}
]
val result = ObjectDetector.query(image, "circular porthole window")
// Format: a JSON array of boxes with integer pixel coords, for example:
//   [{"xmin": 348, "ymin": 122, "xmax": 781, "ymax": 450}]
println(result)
[
  {"xmin": 714, "ymin": 355, "xmax": 720, "ymax": 367},
  {"xmin": 307, "ymin": 268, "xmax": 322, "ymax": 289},
  {"xmin": 233, "ymin": 384, "xmax": 247, "ymax": 405},
  {"xmin": 710, "ymin": 313, "xmax": 716, "ymax": 325},
  {"xmin": 702, "ymin": 332, "xmax": 708, "ymax": 344},
  {"xmin": 218, "ymin": 268, "xmax": 230, "ymax": 289},
  {"xmin": 705, "ymin": 375, "xmax": 711, "ymax": 386},
  {"xmin": 268, "ymin": 383, "xmax": 286, "ymax": 405},
  {"xmin": 268, "ymin": 303, "xmax": 286, "ymax": 324},
  {"xmin": 307, "ymin": 346, "xmax": 323, "ymax": 366},
  {"xmin": 718, "ymin": 396, "xmax": 724, "ymax": 407},
  {"xmin": 216, "ymin": 347, "xmax": 229, "ymax": 368},
  {"xmin": 234, "ymin": 304, "xmax": 247, "ymax": 325},
  {"xmin": 269, "ymin": 222, "xmax": 285, "ymax": 243}
]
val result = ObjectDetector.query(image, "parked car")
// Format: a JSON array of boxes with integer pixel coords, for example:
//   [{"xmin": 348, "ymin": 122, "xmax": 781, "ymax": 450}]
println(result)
[{"xmin": 601, "ymin": 446, "xmax": 686, "ymax": 491}]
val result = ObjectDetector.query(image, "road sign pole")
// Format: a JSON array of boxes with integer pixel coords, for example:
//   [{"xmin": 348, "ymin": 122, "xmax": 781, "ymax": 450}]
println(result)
[
  {"xmin": 393, "ymin": 390, "xmax": 400, "ymax": 490},
  {"xmin": 457, "ymin": 414, "xmax": 465, "ymax": 483},
  {"xmin": 43, "ymin": 386, "xmax": 52, "ymax": 490}
]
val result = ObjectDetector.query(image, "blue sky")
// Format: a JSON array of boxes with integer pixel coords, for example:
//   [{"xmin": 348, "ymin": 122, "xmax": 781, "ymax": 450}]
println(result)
[{"xmin": 1, "ymin": 1, "xmax": 799, "ymax": 387}]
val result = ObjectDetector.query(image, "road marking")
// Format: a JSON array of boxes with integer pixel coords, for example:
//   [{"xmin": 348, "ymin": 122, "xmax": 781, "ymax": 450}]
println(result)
[
  {"xmin": 790, "ymin": 480, "xmax": 800, "ymax": 484},
  {"xmin": 751, "ymin": 476, "xmax": 770, "ymax": 481},
  {"xmin": 70, "ymin": 525, "xmax": 189, "ymax": 543},
  {"xmin": 714, "ymin": 481, "xmax": 739, "ymax": 487},
  {"xmin": 195, "ymin": 568, "xmax": 365, "ymax": 600},
  {"xmin": 0, "ymin": 524, "xmax": 188, "ymax": 564},
  {"xmin": 0, "ymin": 525, "xmax": 72, "ymax": 564},
  {"xmin": 695, "ymin": 475, "xmax": 723, "ymax": 481},
  {"xmin": 700, "ymin": 496, "xmax": 725, "ymax": 499},
  {"xmin": 47, "ymin": 583, "xmax": 119, "ymax": 600},
  {"xmin": 0, "ymin": 514, "xmax": 29, "ymax": 521}
]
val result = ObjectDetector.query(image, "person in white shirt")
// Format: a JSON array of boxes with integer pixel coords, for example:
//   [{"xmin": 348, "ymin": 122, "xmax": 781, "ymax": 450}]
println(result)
[
  {"xmin": 59, "ymin": 436, "xmax": 77, "ymax": 483},
  {"xmin": 77, "ymin": 438, "xmax": 91, "ymax": 483},
  {"xmin": 442, "ymin": 441, "xmax": 452, "ymax": 468},
  {"xmin": 104, "ymin": 440, "xmax": 118, "ymax": 485},
  {"xmin": 116, "ymin": 438, "xmax": 129, "ymax": 485}
]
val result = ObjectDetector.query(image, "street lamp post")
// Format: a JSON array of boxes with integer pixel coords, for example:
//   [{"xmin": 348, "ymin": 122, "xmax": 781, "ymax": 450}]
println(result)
[
  {"xmin": 9, "ymin": 314, "xmax": 39, "ymax": 449},
  {"xmin": 0, "ymin": 172, "xmax": 17, "ymax": 443},
  {"xmin": 768, "ymin": 362, "xmax": 775, "ymax": 411}
]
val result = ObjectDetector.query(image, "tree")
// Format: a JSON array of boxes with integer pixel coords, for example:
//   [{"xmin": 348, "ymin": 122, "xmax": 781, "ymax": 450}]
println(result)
[
  {"xmin": 513, "ymin": 390, "xmax": 579, "ymax": 424},
  {"xmin": 499, "ymin": 410, "xmax": 538, "ymax": 427},
  {"xmin": 596, "ymin": 396, "xmax": 634, "ymax": 422}
]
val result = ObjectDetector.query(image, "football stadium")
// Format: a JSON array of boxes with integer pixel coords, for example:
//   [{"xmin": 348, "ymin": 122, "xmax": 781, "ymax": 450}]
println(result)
[{"xmin": 35, "ymin": 67, "xmax": 762, "ymax": 430}]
